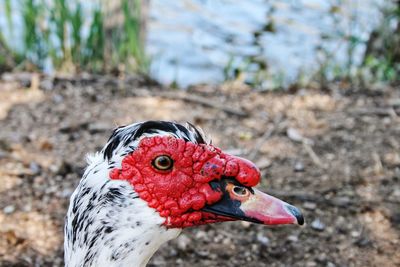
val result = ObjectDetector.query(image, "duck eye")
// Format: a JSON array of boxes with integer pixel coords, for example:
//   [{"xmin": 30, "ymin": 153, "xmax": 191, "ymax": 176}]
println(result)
[
  {"xmin": 153, "ymin": 155, "xmax": 173, "ymax": 171},
  {"xmin": 232, "ymin": 186, "xmax": 250, "ymax": 197}
]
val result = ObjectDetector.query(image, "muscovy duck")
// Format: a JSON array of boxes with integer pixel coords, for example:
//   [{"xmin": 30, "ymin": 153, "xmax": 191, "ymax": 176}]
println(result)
[{"xmin": 64, "ymin": 121, "xmax": 304, "ymax": 267}]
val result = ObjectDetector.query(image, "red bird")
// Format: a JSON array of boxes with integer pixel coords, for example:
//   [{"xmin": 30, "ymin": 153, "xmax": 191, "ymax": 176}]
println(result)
[{"xmin": 64, "ymin": 121, "xmax": 304, "ymax": 267}]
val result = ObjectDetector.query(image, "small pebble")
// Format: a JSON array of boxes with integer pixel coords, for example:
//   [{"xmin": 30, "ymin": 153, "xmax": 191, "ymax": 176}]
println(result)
[
  {"xmin": 3, "ymin": 205, "xmax": 15, "ymax": 214},
  {"xmin": 355, "ymin": 237, "xmax": 371, "ymax": 247},
  {"xmin": 195, "ymin": 230, "xmax": 207, "ymax": 239},
  {"xmin": 196, "ymin": 250, "xmax": 209, "ymax": 257},
  {"xmin": 256, "ymin": 233, "xmax": 270, "ymax": 246},
  {"xmin": 30, "ymin": 162, "xmax": 41, "ymax": 175},
  {"xmin": 169, "ymin": 248, "xmax": 178, "ymax": 257},
  {"xmin": 241, "ymin": 221, "xmax": 251, "ymax": 228},
  {"xmin": 311, "ymin": 219, "xmax": 325, "ymax": 231},
  {"xmin": 303, "ymin": 202, "xmax": 317, "ymax": 210},
  {"xmin": 23, "ymin": 204, "xmax": 32, "ymax": 212},
  {"xmin": 251, "ymin": 244, "xmax": 258, "ymax": 252},
  {"xmin": 287, "ymin": 128, "xmax": 304, "ymax": 142},
  {"xmin": 294, "ymin": 161, "xmax": 305, "ymax": 172},
  {"xmin": 287, "ymin": 235, "xmax": 299, "ymax": 242},
  {"xmin": 40, "ymin": 79, "xmax": 54, "ymax": 91},
  {"xmin": 351, "ymin": 231, "xmax": 360, "ymax": 237},
  {"xmin": 53, "ymin": 94, "xmax": 64, "ymax": 103},
  {"xmin": 317, "ymin": 253, "xmax": 327, "ymax": 262},
  {"xmin": 256, "ymin": 158, "xmax": 271, "ymax": 169}
]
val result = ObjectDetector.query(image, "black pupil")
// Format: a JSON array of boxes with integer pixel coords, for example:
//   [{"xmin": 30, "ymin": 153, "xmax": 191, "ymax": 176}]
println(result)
[{"xmin": 157, "ymin": 156, "xmax": 170, "ymax": 168}]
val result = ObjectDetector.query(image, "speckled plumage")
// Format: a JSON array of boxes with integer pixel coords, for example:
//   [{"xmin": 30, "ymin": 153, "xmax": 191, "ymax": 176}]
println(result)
[{"xmin": 65, "ymin": 121, "xmax": 200, "ymax": 267}]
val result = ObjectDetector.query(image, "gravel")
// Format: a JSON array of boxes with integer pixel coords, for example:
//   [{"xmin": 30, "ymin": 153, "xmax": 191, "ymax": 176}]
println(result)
[{"xmin": 0, "ymin": 74, "xmax": 399, "ymax": 267}]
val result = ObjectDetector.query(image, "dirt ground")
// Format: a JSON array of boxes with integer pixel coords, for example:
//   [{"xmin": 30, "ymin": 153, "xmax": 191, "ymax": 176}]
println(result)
[{"xmin": 0, "ymin": 73, "xmax": 399, "ymax": 267}]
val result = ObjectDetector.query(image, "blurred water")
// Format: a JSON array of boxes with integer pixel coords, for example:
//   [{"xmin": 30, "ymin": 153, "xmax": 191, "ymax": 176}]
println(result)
[
  {"xmin": 0, "ymin": 0, "xmax": 385, "ymax": 88},
  {"xmin": 147, "ymin": 0, "xmax": 384, "ymax": 87}
]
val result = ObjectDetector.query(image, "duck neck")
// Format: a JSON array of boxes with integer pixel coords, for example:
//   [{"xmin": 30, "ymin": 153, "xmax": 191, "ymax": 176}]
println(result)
[{"xmin": 64, "ymin": 164, "xmax": 181, "ymax": 267}]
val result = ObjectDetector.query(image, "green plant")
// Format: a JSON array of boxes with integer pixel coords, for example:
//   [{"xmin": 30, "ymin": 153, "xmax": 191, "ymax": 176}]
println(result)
[
  {"xmin": 363, "ymin": 55, "xmax": 399, "ymax": 82},
  {"xmin": 119, "ymin": 0, "xmax": 149, "ymax": 73},
  {"xmin": 0, "ymin": 31, "xmax": 22, "ymax": 71},
  {"xmin": 0, "ymin": 0, "xmax": 148, "ymax": 74},
  {"xmin": 4, "ymin": 0, "xmax": 12, "ymax": 34},
  {"xmin": 83, "ymin": 7, "xmax": 105, "ymax": 71},
  {"xmin": 21, "ymin": 0, "xmax": 44, "ymax": 64},
  {"xmin": 362, "ymin": 2, "xmax": 400, "ymax": 83},
  {"xmin": 70, "ymin": 3, "xmax": 83, "ymax": 65}
]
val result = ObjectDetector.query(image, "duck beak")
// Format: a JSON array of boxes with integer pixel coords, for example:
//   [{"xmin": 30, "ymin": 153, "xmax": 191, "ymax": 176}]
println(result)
[
  {"xmin": 203, "ymin": 180, "xmax": 304, "ymax": 226},
  {"xmin": 239, "ymin": 188, "xmax": 304, "ymax": 225}
]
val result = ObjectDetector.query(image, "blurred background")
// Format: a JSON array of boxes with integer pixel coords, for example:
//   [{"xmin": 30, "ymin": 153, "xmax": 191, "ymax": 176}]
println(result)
[
  {"xmin": 1, "ymin": 0, "xmax": 399, "ymax": 88},
  {"xmin": 0, "ymin": 0, "xmax": 399, "ymax": 266}
]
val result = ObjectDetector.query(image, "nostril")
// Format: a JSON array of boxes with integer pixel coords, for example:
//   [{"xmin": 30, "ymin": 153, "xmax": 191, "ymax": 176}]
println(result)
[
  {"xmin": 232, "ymin": 186, "xmax": 248, "ymax": 196},
  {"xmin": 285, "ymin": 204, "xmax": 305, "ymax": 225}
]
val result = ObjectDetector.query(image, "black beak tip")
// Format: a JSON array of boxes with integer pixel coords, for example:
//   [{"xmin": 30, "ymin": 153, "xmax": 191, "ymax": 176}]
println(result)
[{"xmin": 285, "ymin": 204, "xmax": 305, "ymax": 225}]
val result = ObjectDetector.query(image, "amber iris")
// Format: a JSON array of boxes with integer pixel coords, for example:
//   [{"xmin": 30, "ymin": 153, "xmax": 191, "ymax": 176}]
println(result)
[{"xmin": 153, "ymin": 155, "xmax": 173, "ymax": 170}]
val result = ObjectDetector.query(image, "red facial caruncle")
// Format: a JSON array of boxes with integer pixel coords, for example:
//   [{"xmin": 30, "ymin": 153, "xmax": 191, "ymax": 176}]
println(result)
[
  {"xmin": 109, "ymin": 135, "xmax": 259, "ymax": 227},
  {"xmin": 110, "ymin": 135, "xmax": 304, "ymax": 228}
]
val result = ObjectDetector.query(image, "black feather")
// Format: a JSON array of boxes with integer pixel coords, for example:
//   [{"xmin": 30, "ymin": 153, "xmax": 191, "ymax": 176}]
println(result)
[{"xmin": 103, "ymin": 120, "xmax": 206, "ymax": 160}]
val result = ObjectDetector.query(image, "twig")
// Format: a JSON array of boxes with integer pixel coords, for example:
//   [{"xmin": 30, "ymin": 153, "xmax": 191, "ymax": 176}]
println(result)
[
  {"xmin": 350, "ymin": 107, "xmax": 398, "ymax": 117},
  {"xmin": 302, "ymin": 142, "xmax": 324, "ymax": 168},
  {"xmin": 247, "ymin": 115, "xmax": 283, "ymax": 161},
  {"xmin": 247, "ymin": 126, "xmax": 274, "ymax": 161},
  {"xmin": 372, "ymin": 152, "xmax": 383, "ymax": 175},
  {"xmin": 154, "ymin": 91, "xmax": 248, "ymax": 117}
]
